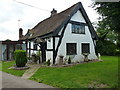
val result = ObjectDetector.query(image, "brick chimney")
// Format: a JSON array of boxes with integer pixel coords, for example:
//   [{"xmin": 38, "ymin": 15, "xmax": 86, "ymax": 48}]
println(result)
[
  {"xmin": 19, "ymin": 28, "xmax": 23, "ymax": 39},
  {"xmin": 51, "ymin": 8, "xmax": 57, "ymax": 16}
]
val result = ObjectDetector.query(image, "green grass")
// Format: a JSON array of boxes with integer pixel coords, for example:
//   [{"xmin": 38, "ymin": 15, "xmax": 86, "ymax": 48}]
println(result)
[
  {"xmin": 30, "ymin": 56, "xmax": 119, "ymax": 88},
  {"xmin": 2, "ymin": 61, "xmax": 26, "ymax": 76},
  {"xmin": 0, "ymin": 61, "xmax": 2, "ymax": 71}
]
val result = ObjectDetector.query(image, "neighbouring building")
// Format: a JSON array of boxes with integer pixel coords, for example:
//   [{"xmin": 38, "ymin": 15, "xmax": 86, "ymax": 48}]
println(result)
[
  {"xmin": 20, "ymin": 2, "xmax": 98, "ymax": 64},
  {"xmin": 1, "ymin": 28, "xmax": 26, "ymax": 61}
]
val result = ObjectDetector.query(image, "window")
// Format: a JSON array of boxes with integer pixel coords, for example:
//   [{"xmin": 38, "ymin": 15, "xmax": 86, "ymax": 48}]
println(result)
[
  {"xmin": 72, "ymin": 24, "xmax": 85, "ymax": 34},
  {"xmin": 66, "ymin": 43, "xmax": 77, "ymax": 55},
  {"xmin": 81, "ymin": 43, "xmax": 90, "ymax": 54}
]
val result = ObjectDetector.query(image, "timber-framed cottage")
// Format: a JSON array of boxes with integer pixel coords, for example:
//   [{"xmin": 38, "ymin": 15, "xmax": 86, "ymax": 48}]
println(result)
[{"xmin": 21, "ymin": 2, "xmax": 98, "ymax": 64}]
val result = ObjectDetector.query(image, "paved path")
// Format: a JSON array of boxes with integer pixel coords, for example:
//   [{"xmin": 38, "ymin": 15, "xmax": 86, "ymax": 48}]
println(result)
[
  {"xmin": 22, "ymin": 63, "xmax": 41, "ymax": 79},
  {"xmin": 2, "ymin": 71, "xmax": 54, "ymax": 88}
]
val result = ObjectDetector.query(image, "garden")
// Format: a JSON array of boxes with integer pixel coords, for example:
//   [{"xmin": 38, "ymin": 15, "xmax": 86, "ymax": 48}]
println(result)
[
  {"xmin": 29, "ymin": 56, "xmax": 119, "ymax": 88},
  {"xmin": 1, "ymin": 55, "xmax": 118, "ymax": 88}
]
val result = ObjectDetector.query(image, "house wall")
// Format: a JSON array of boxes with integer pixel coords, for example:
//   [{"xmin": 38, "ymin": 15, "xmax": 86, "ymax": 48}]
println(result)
[
  {"xmin": 55, "ymin": 10, "xmax": 97, "ymax": 64},
  {"xmin": 43, "ymin": 10, "xmax": 97, "ymax": 64},
  {"xmin": 27, "ymin": 41, "xmax": 34, "ymax": 56},
  {"xmin": 71, "ymin": 10, "xmax": 86, "ymax": 23},
  {"xmin": 46, "ymin": 37, "xmax": 53, "ymax": 64}
]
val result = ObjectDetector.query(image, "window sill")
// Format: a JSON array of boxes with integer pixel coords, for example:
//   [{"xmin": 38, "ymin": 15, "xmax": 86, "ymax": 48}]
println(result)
[
  {"xmin": 66, "ymin": 54, "xmax": 77, "ymax": 55},
  {"xmin": 72, "ymin": 33, "xmax": 85, "ymax": 35}
]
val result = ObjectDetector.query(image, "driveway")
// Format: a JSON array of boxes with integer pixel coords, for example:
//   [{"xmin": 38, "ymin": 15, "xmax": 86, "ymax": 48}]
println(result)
[{"xmin": 1, "ymin": 71, "xmax": 54, "ymax": 88}]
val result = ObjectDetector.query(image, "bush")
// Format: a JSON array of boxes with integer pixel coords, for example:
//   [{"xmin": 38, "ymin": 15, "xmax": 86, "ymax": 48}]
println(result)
[
  {"xmin": 44, "ymin": 59, "xmax": 51, "ymax": 66},
  {"xmin": 27, "ymin": 57, "xmax": 32, "ymax": 60},
  {"xmin": 96, "ymin": 40, "xmax": 117, "ymax": 56},
  {"xmin": 14, "ymin": 50, "xmax": 27, "ymax": 67},
  {"xmin": 46, "ymin": 59, "xmax": 50, "ymax": 66},
  {"xmin": 32, "ymin": 53, "xmax": 37, "ymax": 63},
  {"xmin": 36, "ymin": 51, "xmax": 41, "ymax": 61},
  {"xmin": 68, "ymin": 56, "xmax": 71, "ymax": 64},
  {"xmin": 115, "ymin": 50, "xmax": 120, "ymax": 56}
]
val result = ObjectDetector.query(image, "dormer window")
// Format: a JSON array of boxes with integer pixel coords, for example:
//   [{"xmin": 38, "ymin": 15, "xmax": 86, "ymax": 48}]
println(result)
[{"xmin": 72, "ymin": 24, "xmax": 85, "ymax": 34}]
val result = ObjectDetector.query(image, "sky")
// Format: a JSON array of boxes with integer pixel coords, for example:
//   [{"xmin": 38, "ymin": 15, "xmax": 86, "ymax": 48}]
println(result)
[{"xmin": 0, "ymin": 0, "xmax": 99, "ymax": 41}]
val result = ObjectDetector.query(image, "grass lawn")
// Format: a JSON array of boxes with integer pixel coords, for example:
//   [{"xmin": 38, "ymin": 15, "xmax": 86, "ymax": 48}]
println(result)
[
  {"xmin": 30, "ymin": 56, "xmax": 119, "ymax": 88},
  {"xmin": 0, "ymin": 61, "xmax": 2, "ymax": 71},
  {"xmin": 2, "ymin": 61, "xmax": 26, "ymax": 76}
]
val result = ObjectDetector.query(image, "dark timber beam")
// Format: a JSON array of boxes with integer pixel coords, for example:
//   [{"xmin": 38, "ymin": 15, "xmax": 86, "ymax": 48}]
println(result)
[
  {"xmin": 53, "ymin": 36, "xmax": 56, "ymax": 64},
  {"xmin": 54, "ymin": 23, "xmax": 68, "ymax": 63},
  {"xmin": 29, "ymin": 41, "xmax": 31, "ymax": 59}
]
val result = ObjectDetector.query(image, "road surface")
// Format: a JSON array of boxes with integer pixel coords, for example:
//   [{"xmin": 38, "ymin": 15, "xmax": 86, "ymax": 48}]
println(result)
[{"xmin": 1, "ymin": 71, "xmax": 55, "ymax": 88}]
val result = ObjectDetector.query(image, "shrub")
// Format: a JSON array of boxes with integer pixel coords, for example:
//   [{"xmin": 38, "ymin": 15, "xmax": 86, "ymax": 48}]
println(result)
[
  {"xmin": 44, "ymin": 59, "xmax": 51, "ymax": 66},
  {"xmin": 46, "ymin": 59, "xmax": 51, "ymax": 66},
  {"xmin": 27, "ymin": 57, "xmax": 32, "ymax": 60},
  {"xmin": 115, "ymin": 50, "xmax": 120, "ymax": 56},
  {"xmin": 96, "ymin": 40, "xmax": 117, "ymax": 56},
  {"xmin": 14, "ymin": 50, "xmax": 27, "ymax": 67},
  {"xmin": 68, "ymin": 56, "xmax": 71, "ymax": 64},
  {"xmin": 36, "ymin": 51, "xmax": 41, "ymax": 61},
  {"xmin": 32, "ymin": 53, "xmax": 37, "ymax": 63}
]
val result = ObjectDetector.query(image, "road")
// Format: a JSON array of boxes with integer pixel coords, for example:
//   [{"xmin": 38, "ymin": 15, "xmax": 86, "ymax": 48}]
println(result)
[{"xmin": 1, "ymin": 71, "xmax": 55, "ymax": 88}]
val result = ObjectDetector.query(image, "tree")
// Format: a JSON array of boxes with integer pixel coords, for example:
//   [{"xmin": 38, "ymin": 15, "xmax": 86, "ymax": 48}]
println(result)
[
  {"xmin": 93, "ymin": 2, "xmax": 120, "ymax": 48},
  {"xmin": 96, "ymin": 21, "xmax": 118, "ymax": 42}
]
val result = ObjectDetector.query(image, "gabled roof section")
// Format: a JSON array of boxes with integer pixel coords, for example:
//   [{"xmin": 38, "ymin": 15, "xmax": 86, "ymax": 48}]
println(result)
[{"xmin": 21, "ymin": 2, "xmax": 98, "ymax": 40}]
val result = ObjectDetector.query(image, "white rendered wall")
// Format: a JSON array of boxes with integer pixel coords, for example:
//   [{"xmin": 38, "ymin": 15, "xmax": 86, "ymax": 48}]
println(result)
[
  {"xmin": 27, "ymin": 41, "xmax": 34, "ymax": 57},
  {"xmin": 55, "ymin": 10, "xmax": 97, "ymax": 63},
  {"xmin": 71, "ymin": 10, "xmax": 86, "ymax": 23},
  {"xmin": 46, "ymin": 37, "xmax": 53, "ymax": 64},
  {"xmin": 47, "ymin": 37, "xmax": 53, "ymax": 49},
  {"xmin": 46, "ymin": 51, "xmax": 53, "ymax": 64}
]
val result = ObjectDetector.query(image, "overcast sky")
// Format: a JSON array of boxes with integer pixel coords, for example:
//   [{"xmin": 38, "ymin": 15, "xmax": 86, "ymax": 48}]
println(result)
[{"xmin": 0, "ymin": 0, "xmax": 99, "ymax": 41}]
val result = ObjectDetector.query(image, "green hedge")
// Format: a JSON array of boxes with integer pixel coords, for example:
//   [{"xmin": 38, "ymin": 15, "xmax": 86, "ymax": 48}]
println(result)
[{"xmin": 14, "ymin": 50, "xmax": 27, "ymax": 67}]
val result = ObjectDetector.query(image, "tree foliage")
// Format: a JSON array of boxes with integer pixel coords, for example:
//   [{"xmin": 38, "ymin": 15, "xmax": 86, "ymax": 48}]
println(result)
[
  {"xmin": 93, "ymin": 2, "xmax": 120, "ymax": 47},
  {"xmin": 92, "ymin": 2, "xmax": 120, "ymax": 56},
  {"xmin": 94, "ymin": 2, "xmax": 120, "ymax": 32},
  {"xmin": 96, "ymin": 40, "xmax": 118, "ymax": 56}
]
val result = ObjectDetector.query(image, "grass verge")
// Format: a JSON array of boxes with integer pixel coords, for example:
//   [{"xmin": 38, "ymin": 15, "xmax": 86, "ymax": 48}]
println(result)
[
  {"xmin": 30, "ymin": 56, "xmax": 118, "ymax": 88},
  {"xmin": 2, "ymin": 61, "xmax": 26, "ymax": 76},
  {"xmin": 0, "ymin": 61, "xmax": 2, "ymax": 71}
]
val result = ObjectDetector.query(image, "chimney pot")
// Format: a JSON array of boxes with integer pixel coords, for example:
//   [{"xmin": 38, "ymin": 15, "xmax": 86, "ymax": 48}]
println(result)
[{"xmin": 51, "ymin": 8, "xmax": 57, "ymax": 16}]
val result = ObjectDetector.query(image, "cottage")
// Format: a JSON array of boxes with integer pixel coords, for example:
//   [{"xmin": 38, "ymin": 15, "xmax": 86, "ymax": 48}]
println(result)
[{"xmin": 21, "ymin": 2, "xmax": 98, "ymax": 64}]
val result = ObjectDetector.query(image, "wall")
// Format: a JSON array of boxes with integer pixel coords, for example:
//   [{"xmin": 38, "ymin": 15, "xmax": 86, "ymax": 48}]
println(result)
[
  {"xmin": 1, "ymin": 44, "xmax": 6, "ymax": 60},
  {"xmin": 55, "ymin": 10, "xmax": 97, "ymax": 63},
  {"xmin": 46, "ymin": 37, "xmax": 53, "ymax": 64},
  {"xmin": 27, "ymin": 41, "xmax": 35, "ymax": 56}
]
